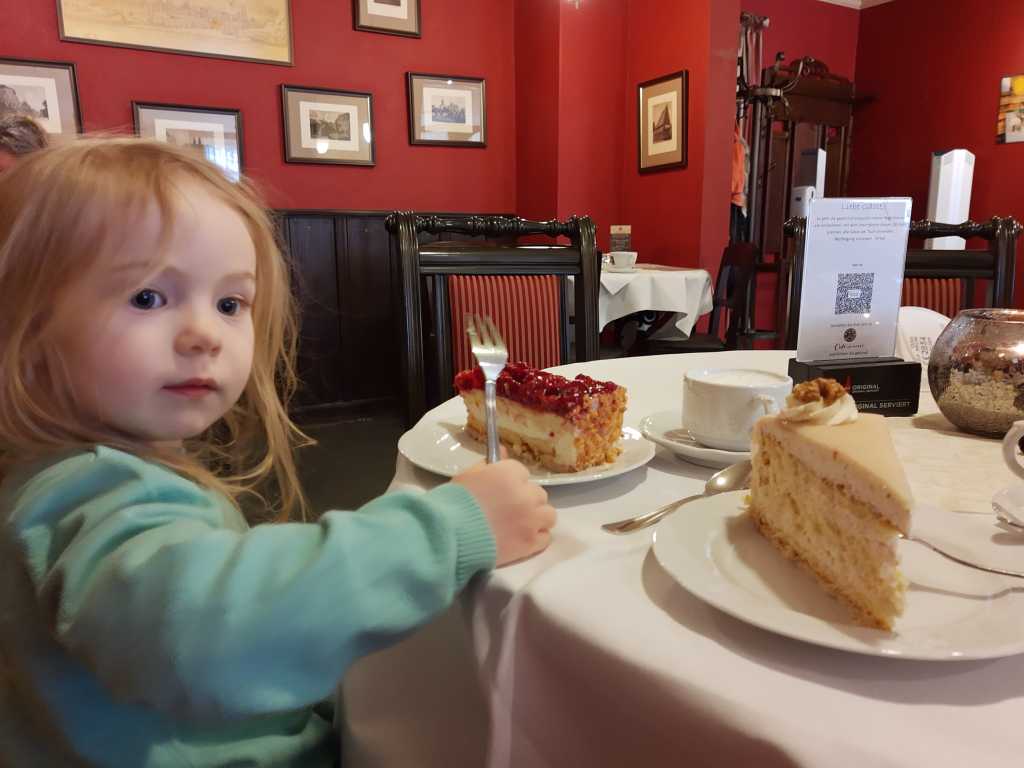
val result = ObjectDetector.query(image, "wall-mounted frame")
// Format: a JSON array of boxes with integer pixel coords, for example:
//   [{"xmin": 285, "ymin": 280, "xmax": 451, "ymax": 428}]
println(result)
[
  {"xmin": 638, "ymin": 70, "xmax": 688, "ymax": 172},
  {"xmin": 282, "ymin": 85, "xmax": 375, "ymax": 166},
  {"xmin": 406, "ymin": 72, "xmax": 486, "ymax": 147},
  {"xmin": 0, "ymin": 57, "xmax": 82, "ymax": 140},
  {"xmin": 353, "ymin": 0, "xmax": 421, "ymax": 38},
  {"xmin": 133, "ymin": 102, "xmax": 243, "ymax": 182},
  {"xmin": 57, "ymin": 0, "xmax": 293, "ymax": 65}
]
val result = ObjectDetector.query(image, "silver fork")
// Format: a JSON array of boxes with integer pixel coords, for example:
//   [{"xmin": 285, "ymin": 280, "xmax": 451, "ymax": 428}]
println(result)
[{"xmin": 465, "ymin": 314, "xmax": 508, "ymax": 464}]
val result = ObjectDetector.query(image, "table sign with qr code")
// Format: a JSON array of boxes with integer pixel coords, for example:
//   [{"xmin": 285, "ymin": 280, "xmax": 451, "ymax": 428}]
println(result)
[{"xmin": 795, "ymin": 197, "xmax": 913, "ymax": 362}]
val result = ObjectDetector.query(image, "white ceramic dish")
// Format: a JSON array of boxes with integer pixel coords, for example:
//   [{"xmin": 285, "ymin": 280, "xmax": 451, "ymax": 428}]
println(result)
[
  {"xmin": 639, "ymin": 410, "xmax": 751, "ymax": 469},
  {"xmin": 652, "ymin": 491, "xmax": 1024, "ymax": 661},
  {"xmin": 399, "ymin": 418, "xmax": 655, "ymax": 487}
]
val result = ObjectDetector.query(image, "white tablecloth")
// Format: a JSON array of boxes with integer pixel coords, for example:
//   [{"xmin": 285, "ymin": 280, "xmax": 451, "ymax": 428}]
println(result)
[
  {"xmin": 599, "ymin": 265, "xmax": 713, "ymax": 338},
  {"xmin": 341, "ymin": 351, "xmax": 1024, "ymax": 768}
]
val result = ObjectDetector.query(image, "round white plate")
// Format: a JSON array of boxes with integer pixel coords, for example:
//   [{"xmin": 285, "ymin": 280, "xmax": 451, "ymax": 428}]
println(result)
[
  {"xmin": 398, "ymin": 420, "xmax": 655, "ymax": 487},
  {"xmin": 652, "ymin": 491, "xmax": 1024, "ymax": 661},
  {"xmin": 604, "ymin": 265, "xmax": 638, "ymax": 273},
  {"xmin": 639, "ymin": 410, "xmax": 751, "ymax": 469}
]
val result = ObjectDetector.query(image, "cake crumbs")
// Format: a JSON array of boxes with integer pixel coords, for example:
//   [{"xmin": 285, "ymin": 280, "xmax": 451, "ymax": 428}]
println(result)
[{"xmin": 791, "ymin": 378, "xmax": 847, "ymax": 407}]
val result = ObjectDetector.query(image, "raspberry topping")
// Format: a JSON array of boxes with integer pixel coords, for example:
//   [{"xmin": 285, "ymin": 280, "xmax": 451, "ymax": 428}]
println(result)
[{"xmin": 453, "ymin": 361, "xmax": 618, "ymax": 417}]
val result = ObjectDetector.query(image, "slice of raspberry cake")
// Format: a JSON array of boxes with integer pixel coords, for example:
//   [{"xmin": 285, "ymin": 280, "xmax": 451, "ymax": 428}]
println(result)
[{"xmin": 453, "ymin": 362, "xmax": 627, "ymax": 472}]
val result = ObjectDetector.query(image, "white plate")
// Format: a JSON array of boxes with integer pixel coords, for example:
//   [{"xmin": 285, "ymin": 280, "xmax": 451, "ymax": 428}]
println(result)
[
  {"xmin": 652, "ymin": 491, "xmax": 1024, "ymax": 660},
  {"xmin": 398, "ymin": 418, "xmax": 655, "ymax": 487},
  {"xmin": 604, "ymin": 265, "xmax": 638, "ymax": 273},
  {"xmin": 639, "ymin": 410, "xmax": 751, "ymax": 469}
]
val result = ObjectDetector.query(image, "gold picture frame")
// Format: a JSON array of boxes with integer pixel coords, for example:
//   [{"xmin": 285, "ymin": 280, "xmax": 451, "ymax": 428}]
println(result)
[
  {"xmin": 638, "ymin": 70, "xmax": 687, "ymax": 172},
  {"xmin": 57, "ymin": 0, "xmax": 293, "ymax": 66}
]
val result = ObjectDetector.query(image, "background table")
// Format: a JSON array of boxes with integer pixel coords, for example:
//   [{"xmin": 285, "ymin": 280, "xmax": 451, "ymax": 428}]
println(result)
[{"xmin": 341, "ymin": 351, "xmax": 1024, "ymax": 768}]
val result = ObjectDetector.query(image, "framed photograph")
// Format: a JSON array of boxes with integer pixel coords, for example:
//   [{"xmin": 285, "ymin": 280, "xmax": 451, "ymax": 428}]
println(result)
[
  {"xmin": 281, "ymin": 86, "xmax": 374, "ymax": 166},
  {"xmin": 0, "ymin": 57, "xmax": 82, "ymax": 139},
  {"xmin": 407, "ymin": 73, "xmax": 485, "ymax": 147},
  {"xmin": 57, "ymin": 0, "xmax": 293, "ymax": 65},
  {"xmin": 133, "ymin": 102, "xmax": 243, "ymax": 182},
  {"xmin": 997, "ymin": 74, "xmax": 1024, "ymax": 143},
  {"xmin": 638, "ymin": 70, "xmax": 687, "ymax": 172},
  {"xmin": 353, "ymin": 0, "xmax": 421, "ymax": 38}
]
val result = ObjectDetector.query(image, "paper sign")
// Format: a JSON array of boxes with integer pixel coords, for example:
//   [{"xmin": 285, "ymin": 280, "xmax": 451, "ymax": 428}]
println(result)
[{"xmin": 796, "ymin": 197, "xmax": 912, "ymax": 362}]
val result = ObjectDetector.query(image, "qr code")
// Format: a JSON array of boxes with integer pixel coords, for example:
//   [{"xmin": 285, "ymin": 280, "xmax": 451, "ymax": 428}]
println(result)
[{"xmin": 834, "ymin": 272, "xmax": 875, "ymax": 315}]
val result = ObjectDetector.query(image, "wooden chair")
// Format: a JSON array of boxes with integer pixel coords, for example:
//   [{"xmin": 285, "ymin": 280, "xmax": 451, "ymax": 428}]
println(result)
[
  {"xmin": 388, "ymin": 211, "xmax": 600, "ymax": 425},
  {"xmin": 633, "ymin": 241, "xmax": 771, "ymax": 355},
  {"xmin": 778, "ymin": 216, "xmax": 1021, "ymax": 349}
]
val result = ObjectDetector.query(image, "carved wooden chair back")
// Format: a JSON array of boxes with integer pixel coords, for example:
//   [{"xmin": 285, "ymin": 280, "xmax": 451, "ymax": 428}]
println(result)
[{"xmin": 388, "ymin": 211, "xmax": 600, "ymax": 425}]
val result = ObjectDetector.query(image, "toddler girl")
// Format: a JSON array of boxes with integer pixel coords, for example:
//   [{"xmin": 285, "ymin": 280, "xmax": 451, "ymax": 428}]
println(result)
[{"xmin": 0, "ymin": 137, "xmax": 555, "ymax": 767}]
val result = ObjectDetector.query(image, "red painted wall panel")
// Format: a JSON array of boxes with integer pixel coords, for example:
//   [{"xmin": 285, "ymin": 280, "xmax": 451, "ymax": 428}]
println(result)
[
  {"xmin": 850, "ymin": 0, "xmax": 1024, "ymax": 305},
  {"xmin": 557, "ymin": 0, "xmax": 627, "ymax": 253},
  {"xmin": 0, "ymin": 0, "xmax": 516, "ymax": 213},
  {"xmin": 742, "ymin": 0, "xmax": 859, "ymax": 79},
  {"xmin": 619, "ymin": 0, "xmax": 710, "ymax": 268}
]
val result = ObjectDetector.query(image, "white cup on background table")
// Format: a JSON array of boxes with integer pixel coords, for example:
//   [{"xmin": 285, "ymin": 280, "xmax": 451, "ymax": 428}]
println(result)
[
  {"xmin": 608, "ymin": 251, "xmax": 637, "ymax": 269},
  {"xmin": 682, "ymin": 368, "xmax": 793, "ymax": 451}
]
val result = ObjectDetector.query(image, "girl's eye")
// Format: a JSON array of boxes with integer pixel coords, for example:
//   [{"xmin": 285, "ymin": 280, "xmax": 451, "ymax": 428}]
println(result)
[
  {"xmin": 218, "ymin": 297, "xmax": 244, "ymax": 316},
  {"xmin": 130, "ymin": 289, "xmax": 166, "ymax": 310}
]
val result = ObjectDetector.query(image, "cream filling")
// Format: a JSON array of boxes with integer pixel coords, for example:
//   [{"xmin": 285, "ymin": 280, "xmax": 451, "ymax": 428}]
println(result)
[
  {"xmin": 461, "ymin": 390, "xmax": 578, "ymax": 463},
  {"xmin": 780, "ymin": 393, "xmax": 858, "ymax": 425}
]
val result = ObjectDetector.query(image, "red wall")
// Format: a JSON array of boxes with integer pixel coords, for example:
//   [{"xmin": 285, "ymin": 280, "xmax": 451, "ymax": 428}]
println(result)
[
  {"xmin": 515, "ymin": 0, "xmax": 561, "ymax": 223},
  {"xmin": 1, "ymin": 0, "xmax": 516, "ymax": 213},
  {"xmin": 741, "ymin": 0, "xmax": 860, "ymax": 79},
  {"xmin": 619, "ymin": 0, "xmax": 711, "ymax": 267},
  {"xmin": 556, "ymin": 0, "xmax": 627, "ymax": 253},
  {"xmin": 850, "ymin": 0, "xmax": 1024, "ymax": 303}
]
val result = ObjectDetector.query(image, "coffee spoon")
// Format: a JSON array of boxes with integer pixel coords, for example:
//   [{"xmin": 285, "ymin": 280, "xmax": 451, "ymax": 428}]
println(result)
[{"xmin": 602, "ymin": 460, "xmax": 752, "ymax": 535}]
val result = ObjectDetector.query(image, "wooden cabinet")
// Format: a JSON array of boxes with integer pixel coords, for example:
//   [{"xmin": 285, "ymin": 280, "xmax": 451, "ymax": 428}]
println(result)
[{"xmin": 278, "ymin": 209, "xmax": 509, "ymax": 417}]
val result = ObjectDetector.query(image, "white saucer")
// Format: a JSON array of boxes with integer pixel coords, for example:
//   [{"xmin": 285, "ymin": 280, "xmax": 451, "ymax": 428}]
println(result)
[
  {"xmin": 992, "ymin": 484, "xmax": 1024, "ymax": 528},
  {"xmin": 639, "ymin": 410, "xmax": 751, "ymax": 469},
  {"xmin": 604, "ymin": 265, "xmax": 638, "ymax": 273}
]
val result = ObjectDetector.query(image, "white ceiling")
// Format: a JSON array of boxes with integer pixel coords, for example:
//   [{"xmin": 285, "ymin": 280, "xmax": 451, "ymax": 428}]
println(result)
[{"xmin": 817, "ymin": 0, "xmax": 896, "ymax": 9}]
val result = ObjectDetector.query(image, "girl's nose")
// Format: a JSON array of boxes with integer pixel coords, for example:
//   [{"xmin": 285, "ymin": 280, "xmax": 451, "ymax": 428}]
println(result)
[{"xmin": 174, "ymin": 312, "xmax": 221, "ymax": 356}]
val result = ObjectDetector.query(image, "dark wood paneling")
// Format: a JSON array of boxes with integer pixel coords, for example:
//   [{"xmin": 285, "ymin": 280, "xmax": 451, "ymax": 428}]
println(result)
[
  {"xmin": 338, "ymin": 215, "xmax": 398, "ymax": 402},
  {"xmin": 285, "ymin": 216, "xmax": 343, "ymax": 409}
]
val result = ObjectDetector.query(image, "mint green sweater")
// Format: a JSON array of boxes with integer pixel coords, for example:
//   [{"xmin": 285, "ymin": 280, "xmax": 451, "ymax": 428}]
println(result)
[{"xmin": 0, "ymin": 446, "xmax": 496, "ymax": 767}]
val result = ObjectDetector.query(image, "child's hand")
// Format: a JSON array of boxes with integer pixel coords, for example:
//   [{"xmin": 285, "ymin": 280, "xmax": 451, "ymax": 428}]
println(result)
[{"xmin": 453, "ymin": 459, "xmax": 556, "ymax": 566}]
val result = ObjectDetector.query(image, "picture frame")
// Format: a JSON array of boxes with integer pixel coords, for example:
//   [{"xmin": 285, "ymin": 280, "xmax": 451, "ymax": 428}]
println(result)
[
  {"xmin": 997, "ymin": 73, "xmax": 1024, "ymax": 144},
  {"xmin": 57, "ymin": 0, "xmax": 293, "ymax": 66},
  {"xmin": 0, "ymin": 57, "xmax": 82, "ymax": 140},
  {"xmin": 353, "ymin": 0, "xmax": 421, "ymax": 38},
  {"xmin": 638, "ymin": 70, "xmax": 687, "ymax": 172},
  {"xmin": 281, "ymin": 85, "xmax": 375, "ymax": 166},
  {"xmin": 133, "ymin": 102, "xmax": 243, "ymax": 182},
  {"xmin": 406, "ymin": 72, "xmax": 486, "ymax": 147}
]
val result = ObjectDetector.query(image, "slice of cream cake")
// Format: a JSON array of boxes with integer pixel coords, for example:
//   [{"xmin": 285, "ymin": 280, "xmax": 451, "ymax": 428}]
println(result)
[
  {"xmin": 748, "ymin": 378, "xmax": 913, "ymax": 631},
  {"xmin": 453, "ymin": 362, "xmax": 627, "ymax": 472}
]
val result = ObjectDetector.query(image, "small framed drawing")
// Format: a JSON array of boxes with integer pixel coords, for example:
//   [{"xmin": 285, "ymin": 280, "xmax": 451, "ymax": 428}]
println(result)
[
  {"xmin": 281, "ymin": 86, "xmax": 375, "ymax": 166},
  {"xmin": 353, "ymin": 0, "xmax": 421, "ymax": 38},
  {"xmin": 407, "ymin": 73, "xmax": 485, "ymax": 147},
  {"xmin": 133, "ymin": 102, "xmax": 243, "ymax": 182},
  {"xmin": 0, "ymin": 57, "xmax": 82, "ymax": 140},
  {"xmin": 638, "ymin": 70, "xmax": 687, "ymax": 172}
]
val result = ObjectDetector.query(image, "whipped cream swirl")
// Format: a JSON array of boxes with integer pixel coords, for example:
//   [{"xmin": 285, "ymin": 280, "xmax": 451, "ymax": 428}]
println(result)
[{"xmin": 779, "ymin": 391, "xmax": 858, "ymax": 425}]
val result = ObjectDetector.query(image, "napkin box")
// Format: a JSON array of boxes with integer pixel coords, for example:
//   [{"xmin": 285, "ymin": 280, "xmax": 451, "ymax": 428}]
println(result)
[{"xmin": 787, "ymin": 357, "xmax": 922, "ymax": 417}]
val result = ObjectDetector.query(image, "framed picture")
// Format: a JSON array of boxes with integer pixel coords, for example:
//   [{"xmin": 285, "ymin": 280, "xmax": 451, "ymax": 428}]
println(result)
[
  {"xmin": 281, "ymin": 86, "xmax": 375, "ymax": 166},
  {"xmin": 353, "ymin": 0, "xmax": 421, "ymax": 38},
  {"xmin": 57, "ymin": 0, "xmax": 293, "ymax": 65},
  {"xmin": 997, "ymin": 74, "xmax": 1024, "ymax": 143},
  {"xmin": 0, "ymin": 57, "xmax": 82, "ymax": 140},
  {"xmin": 638, "ymin": 70, "xmax": 687, "ymax": 172},
  {"xmin": 407, "ymin": 73, "xmax": 485, "ymax": 147},
  {"xmin": 133, "ymin": 102, "xmax": 243, "ymax": 182}
]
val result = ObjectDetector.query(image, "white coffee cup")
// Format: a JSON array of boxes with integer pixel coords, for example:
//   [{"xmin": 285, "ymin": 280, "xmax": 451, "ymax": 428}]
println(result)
[
  {"xmin": 682, "ymin": 368, "xmax": 793, "ymax": 452},
  {"xmin": 608, "ymin": 251, "xmax": 637, "ymax": 269}
]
